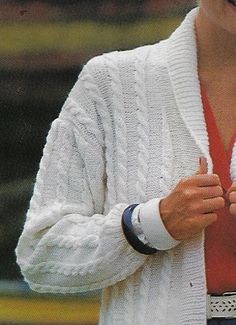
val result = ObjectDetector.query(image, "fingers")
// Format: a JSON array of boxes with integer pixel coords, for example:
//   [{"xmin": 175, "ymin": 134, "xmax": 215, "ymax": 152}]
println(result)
[
  {"xmin": 228, "ymin": 187, "xmax": 236, "ymax": 215},
  {"xmin": 229, "ymin": 191, "xmax": 236, "ymax": 203},
  {"xmin": 229, "ymin": 182, "xmax": 236, "ymax": 192},
  {"xmin": 175, "ymin": 212, "xmax": 218, "ymax": 240},
  {"xmin": 196, "ymin": 213, "xmax": 218, "ymax": 228},
  {"xmin": 230, "ymin": 203, "xmax": 236, "ymax": 216},
  {"xmin": 179, "ymin": 157, "xmax": 220, "ymax": 188},
  {"xmin": 227, "ymin": 182, "xmax": 236, "ymax": 197},
  {"xmin": 181, "ymin": 174, "xmax": 221, "ymax": 187},
  {"xmin": 200, "ymin": 196, "xmax": 225, "ymax": 214},
  {"xmin": 199, "ymin": 185, "xmax": 223, "ymax": 199},
  {"xmin": 196, "ymin": 156, "xmax": 208, "ymax": 175},
  {"xmin": 226, "ymin": 183, "xmax": 236, "ymax": 216},
  {"xmin": 194, "ymin": 156, "xmax": 221, "ymax": 187},
  {"xmin": 186, "ymin": 196, "xmax": 224, "ymax": 215},
  {"xmin": 183, "ymin": 213, "xmax": 218, "ymax": 239},
  {"xmin": 180, "ymin": 185, "xmax": 223, "ymax": 202},
  {"xmin": 163, "ymin": 156, "xmax": 226, "ymax": 240}
]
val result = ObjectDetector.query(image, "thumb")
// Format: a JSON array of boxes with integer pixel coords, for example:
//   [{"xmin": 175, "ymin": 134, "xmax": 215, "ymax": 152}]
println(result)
[
  {"xmin": 196, "ymin": 156, "xmax": 208, "ymax": 175},
  {"xmin": 226, "ymin": 182, "xmax": 236, "ymax": 201}
]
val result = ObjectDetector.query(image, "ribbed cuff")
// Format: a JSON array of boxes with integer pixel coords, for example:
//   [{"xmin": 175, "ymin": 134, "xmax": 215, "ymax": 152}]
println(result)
[{"xmin": 139, "ymin": 198, "xmax": 180, "ymax": 250}]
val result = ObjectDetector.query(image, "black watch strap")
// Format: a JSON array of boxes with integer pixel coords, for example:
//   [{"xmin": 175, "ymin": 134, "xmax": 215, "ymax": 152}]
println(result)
[{"xmin": 121, "ymin": 204, "xmax": 158, "ymax": 255}]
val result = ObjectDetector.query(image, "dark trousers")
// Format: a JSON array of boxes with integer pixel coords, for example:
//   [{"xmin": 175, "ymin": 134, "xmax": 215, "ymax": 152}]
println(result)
[{"xmin": 208, "ymin": 320, "xmax": 236, "ymax": 324}]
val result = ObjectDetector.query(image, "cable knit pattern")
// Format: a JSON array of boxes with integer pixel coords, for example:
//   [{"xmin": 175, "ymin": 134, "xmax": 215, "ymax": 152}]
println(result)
[
  {"xmin": 16, "ymin": 7, "xmax": 236, "ymax": 325},
  {"xmin": 56, "ymin": 121, "xmax": 73, "ymax": 202},
  {"xmin": 104, "ymin": 51, "xmax": 128, "ymax": 203},
  {"xmin": 80, "ymin": 63, "xmax": 117, "ymax": 208},
  {"xmin": 136, "ymin": 257, "xmax": 152, "ymax": 325},
  {"xmin": 160, "ymin": 109, "xmax": 174, "ymax": 196},
  {"xmin": 155, "ymin": 252, "xmax": 173, "ymax": 324},
  {"xmin": 117, "ymin": 275, "xmax": 135, "ymax": 325},
  {"xmin": 28, "ymin": 119, "xmax": 60, "ymax": 213},
  {"xmin": 135, "ymin": 46, "xmax": 151, "ymax": 202}
]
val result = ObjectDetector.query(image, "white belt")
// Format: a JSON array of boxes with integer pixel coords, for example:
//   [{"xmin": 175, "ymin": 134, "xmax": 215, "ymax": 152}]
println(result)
[{"xmin": 207, "ymin": 292, "xmax": 236, "ymax": 319}]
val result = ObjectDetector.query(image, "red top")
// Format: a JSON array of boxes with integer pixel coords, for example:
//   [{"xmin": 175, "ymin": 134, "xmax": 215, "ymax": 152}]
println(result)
[{"xmin": 201, "ymin": 84, "xmax": 236, "ymax": 294}]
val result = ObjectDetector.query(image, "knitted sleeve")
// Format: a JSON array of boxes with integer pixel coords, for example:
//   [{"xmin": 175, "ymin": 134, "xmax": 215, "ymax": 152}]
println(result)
[{"xmin": 15, "ymin": 60, "xmax": 147, "ymax": 294}]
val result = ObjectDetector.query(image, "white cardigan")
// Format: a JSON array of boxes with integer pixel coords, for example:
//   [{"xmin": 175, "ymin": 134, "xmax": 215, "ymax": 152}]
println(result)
[{"xmin": 16, "ymin": 6, "xmax": 236, "ymax": 325}]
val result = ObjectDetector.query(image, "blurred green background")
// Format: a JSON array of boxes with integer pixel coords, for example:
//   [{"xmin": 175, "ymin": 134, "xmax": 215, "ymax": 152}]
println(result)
[{"xmin": 1, "ymin": 0, "xmax": 196, "ymax": 323}]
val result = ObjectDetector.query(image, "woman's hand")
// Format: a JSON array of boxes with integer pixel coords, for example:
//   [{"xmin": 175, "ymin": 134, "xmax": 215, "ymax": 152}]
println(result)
[
  {"xmin": 159, "ymin": 157, "xmax": 225, "ymax": 241},
  {"xmin": 226, "ymin": 183, "xmax": 236, "ymax": 216}
]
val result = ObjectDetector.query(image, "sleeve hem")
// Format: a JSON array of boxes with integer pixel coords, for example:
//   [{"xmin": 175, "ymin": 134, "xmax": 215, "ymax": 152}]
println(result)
[{"xmin": 139, "ymin": 198, "xmax": 180, "ymax": 250}]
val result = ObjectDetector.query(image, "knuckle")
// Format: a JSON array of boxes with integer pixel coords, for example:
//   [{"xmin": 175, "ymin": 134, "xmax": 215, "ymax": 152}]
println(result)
[
  {"xmin": 211, "ymin": 212, "xmax": 217, "ymax": 219},
  {"xmin": 204, "ymin": 213, "xmax": 217, "ymax": 226},
  {"xmin": 182, "ymin": 188, "xmax": 193, "ymax": 200},
  {"xmin": 229, "ymin": 192, "xmax": 236, "ymax": 202},
  {"xmin": 230, "ymin": 204, "xmax": 236, "ymax": 216},
  {"xmin": 213, "ymin": 174, "xmax": 220, "ymax": 183},
  {"xmin": 218, "ymin": 185, "xmax": 224, "ymax": 195},
  {"xmin": 179, "ymin": 177, "xmax": 189, "ymax": 186},
  {"xmin": 209, "ymin": 213, "xmax": 218, "ymax": 223},
  {"xmin": 192, "ymin": 188, "xmax": 200, "ymax": 198},
  {"xmin": 216, "ymin": 185, "xmax": 223, "ymax": 196},
  {"xmin": 189, "ymin": 201, "xmax": 200, "ymax": 214},
  {"xmin": 216, "ymin": 196, "xmax": 225, "ymax": 208},
  {"xmin": 231, "ymin": 182, "xmax": 236, "ymax": 189}
]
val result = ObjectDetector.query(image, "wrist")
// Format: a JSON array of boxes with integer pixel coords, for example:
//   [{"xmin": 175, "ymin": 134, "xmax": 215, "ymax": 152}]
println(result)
[{"xmin": 159, "ymin": 197, "xmax": 179, "ymax": 240}]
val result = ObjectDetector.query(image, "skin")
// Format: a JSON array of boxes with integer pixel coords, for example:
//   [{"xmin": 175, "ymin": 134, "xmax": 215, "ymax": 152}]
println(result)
[
  {"xmin": 159, "ymin": 0, "xmax": 236, "ymax": 241},
  {"xmin": 195, "ymin": 0, "xmax": 236, "ymax": 70}
]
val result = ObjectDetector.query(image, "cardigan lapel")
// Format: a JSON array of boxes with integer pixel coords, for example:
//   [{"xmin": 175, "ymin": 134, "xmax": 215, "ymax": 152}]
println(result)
[
  {"xmin": 165, "ymin": 7, "xmax": 213, "ymax": 173},
  {"xmin": 230, "ymin": 142, "xmax": 236, "ymax": 182}
]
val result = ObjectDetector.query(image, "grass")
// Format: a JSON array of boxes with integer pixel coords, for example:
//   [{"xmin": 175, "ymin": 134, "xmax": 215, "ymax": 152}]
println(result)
[
  {"xmin": 0, "ymin": 17, "xmax": 182, "ymax": 55},
  {"xmin": 0, "ymin": 295, "xmax": 100, "ymax": 324}
]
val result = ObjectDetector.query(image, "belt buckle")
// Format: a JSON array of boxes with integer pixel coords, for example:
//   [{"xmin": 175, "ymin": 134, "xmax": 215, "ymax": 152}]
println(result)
[
  {"xmin": 207, "ymin": 292, "xmax": 236, "ymax": 319},
  {"xmin": 223, "ymin": 292, "xmax": 236, "ymax": 319}
]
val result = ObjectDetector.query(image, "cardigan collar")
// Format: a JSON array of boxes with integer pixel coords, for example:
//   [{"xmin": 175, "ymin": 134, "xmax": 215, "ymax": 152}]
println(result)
[{"xmin": 165, "ymin": 7, "xmax": 213, "ymax": 173}]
